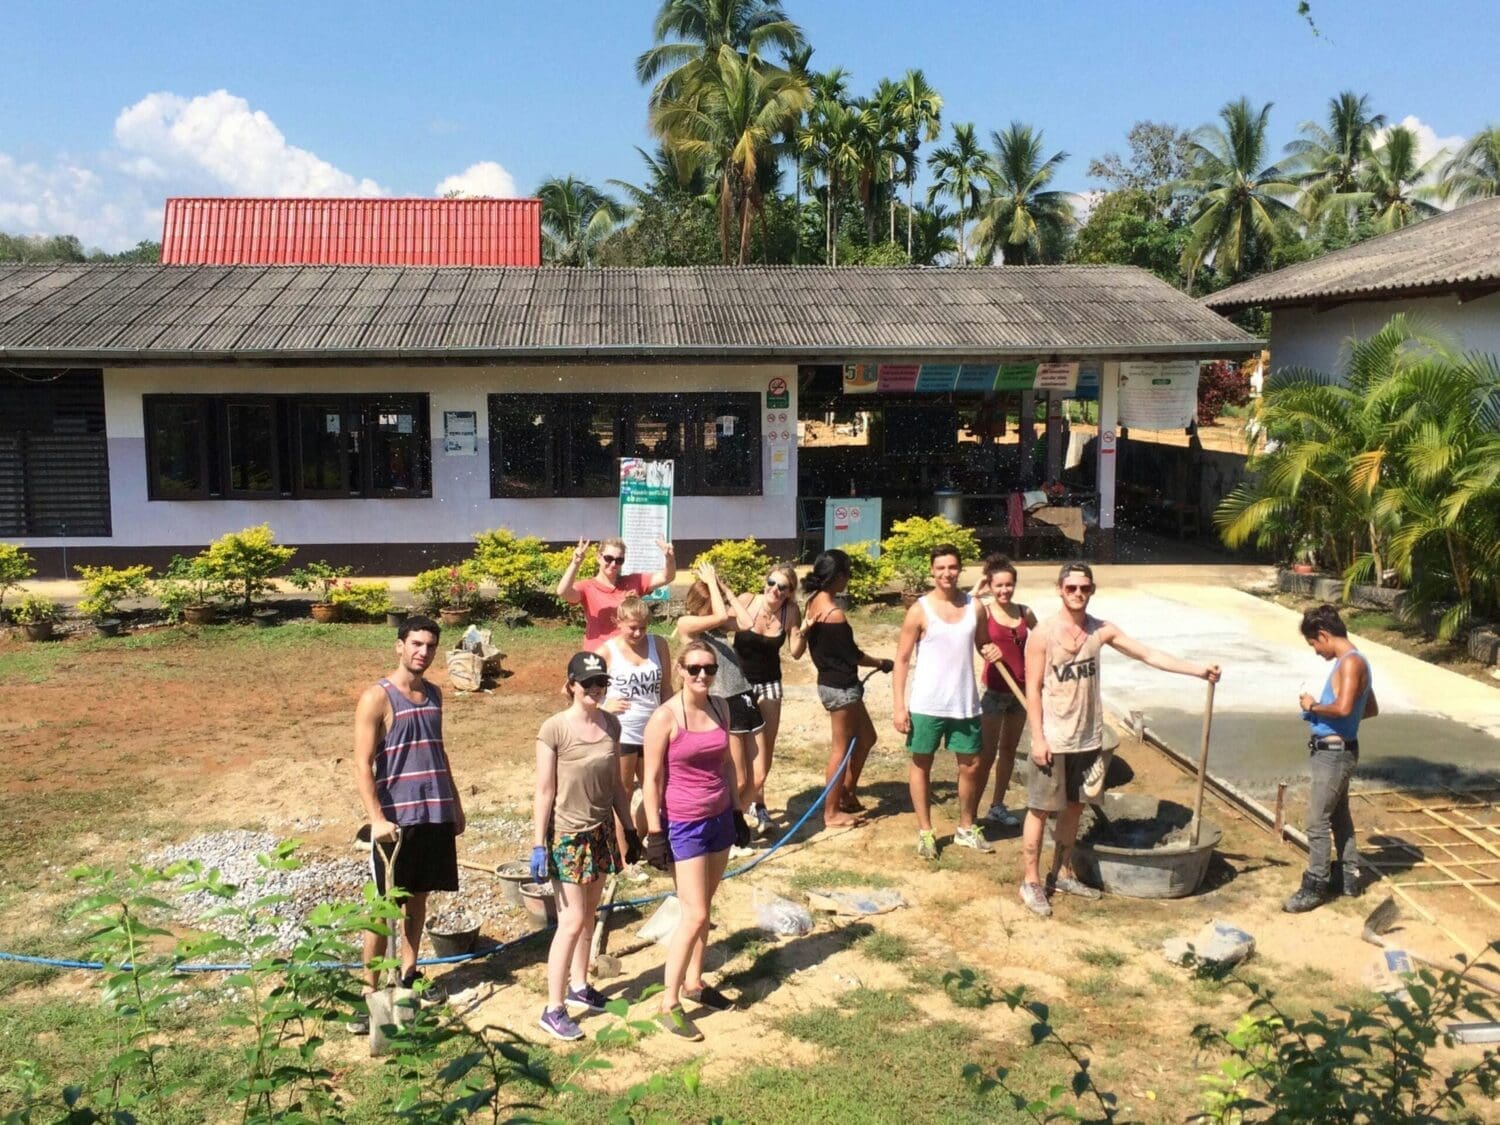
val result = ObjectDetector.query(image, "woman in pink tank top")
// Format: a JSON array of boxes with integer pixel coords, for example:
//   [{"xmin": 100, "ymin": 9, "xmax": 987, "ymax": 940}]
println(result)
[{"xmin": 642, "ymin": 639, "xmax": 749, "ymax": 1041}]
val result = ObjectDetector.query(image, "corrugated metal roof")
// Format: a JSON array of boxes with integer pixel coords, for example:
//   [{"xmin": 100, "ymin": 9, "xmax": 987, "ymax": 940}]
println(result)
[
  {"xmin": 1203, "ymin": 197, "xmax": 1500, "ymax": 311},
  {"xmin": 160, "ymin": 197, "xmax": 542, "ymax": 267},
  {"xmin": 0, "ymin": 264, "xmax": 1258, "ymax": 363}
]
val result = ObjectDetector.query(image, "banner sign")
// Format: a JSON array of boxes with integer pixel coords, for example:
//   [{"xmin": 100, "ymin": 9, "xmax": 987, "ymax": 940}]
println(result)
[
  {"xmin": 914, "ymin": 363, "xmax": 959, "ymax": 392},
  {"xmin": 1074, "ymin": 360, "xmax": 1101, "ymax": 402},
  {"xmin": 1034, "ymin": 362, "xmax": 1079, "ymax": 391},
  {"xmin": 843, "ymin": 363, "xmax": 879, "ymax": 394},
  {"xmin": 956, "ymin": 363, "xmax": 998, "ymax": 392},
  {"xmin": 876, "ymin": 363, "xmax": 920, "ymax": 392},
  {"xmin": 1118, "ymin": 360, "xmax": 1200, "ymax": 429},
  {"xmin": 824, "ymin": 497, "xmax": 883, "ymax": 555},
  {"xmin": 838, "ymin": 359, "xmax": 1100, "ymax": 394},
  {"xmin": 996, "ymin": 362, "xmax": 1039, "ymax": 391},
  {"xmin": 618, "ymin": 459, "xmax": 673, "ymax": 581}
]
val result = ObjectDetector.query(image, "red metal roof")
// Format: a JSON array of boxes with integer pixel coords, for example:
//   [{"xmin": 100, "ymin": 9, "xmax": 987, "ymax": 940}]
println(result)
[{"xmin": 160, "ymin": 197, "xmax": 541, "ymax": 267}]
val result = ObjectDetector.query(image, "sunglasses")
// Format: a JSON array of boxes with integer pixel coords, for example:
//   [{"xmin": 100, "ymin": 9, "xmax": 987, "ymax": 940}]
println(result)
[
  {"xmin": 682, "ymin": 663, "xmax": 719, "ymax": 678},
  {"xmin": 1062, "ymin": 584, "xmax": 1094, "ymax": 594},
  {"xmin": 766, "ymin": 579, "xmax": 789, "ymax": 593},
  {"xmin": 575, "ymin": 676, "xmax": 610, "ymax": 690},
  {"xmin": 600, "ymin": 554, "xmax": 623, "ymax": 565}
]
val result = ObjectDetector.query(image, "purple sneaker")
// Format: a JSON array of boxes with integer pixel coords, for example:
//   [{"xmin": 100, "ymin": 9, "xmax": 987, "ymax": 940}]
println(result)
[
  {"xmin": 538, "ymin": 1006, "xmax": 584, "ymax": 1041},
  {"xmin": 566, "ymin": 983, "xmax": 609, "ymax": 1012}
]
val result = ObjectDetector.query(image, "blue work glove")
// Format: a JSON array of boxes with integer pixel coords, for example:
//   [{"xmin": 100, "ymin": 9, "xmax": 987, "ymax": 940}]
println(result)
[{"xmin": 529, "ymin": 846, "xmax": 548, "ymax": 883}]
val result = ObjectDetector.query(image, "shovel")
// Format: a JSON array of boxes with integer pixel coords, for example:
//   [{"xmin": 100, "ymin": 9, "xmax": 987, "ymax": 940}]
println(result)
[
  {"xmin": 1189, "ymin": 681, "xmax": 1216, "ymax": 847},
  {"xmin": 589, "ymin": 873, "xmax": 620, "ymax": 977},
  {"xmin": 1361, "ymin": 896, "xmax": 1500, "ymax": 998},
  {"xmin": 367, "ymin": 829, "xmax": 418, "ymax": 1057}
]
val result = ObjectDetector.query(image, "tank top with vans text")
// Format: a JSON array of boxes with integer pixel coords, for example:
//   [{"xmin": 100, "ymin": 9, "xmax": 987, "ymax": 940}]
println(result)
[{"xmin": 1038, "ymin": 614, "xmax": 1106, "ymax": 754}]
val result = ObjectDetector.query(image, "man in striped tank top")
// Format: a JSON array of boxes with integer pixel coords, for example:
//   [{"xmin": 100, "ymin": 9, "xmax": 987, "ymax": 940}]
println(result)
[{"xmin": 353, "ymin": 615, "xmax": 466, "ymax": 996}]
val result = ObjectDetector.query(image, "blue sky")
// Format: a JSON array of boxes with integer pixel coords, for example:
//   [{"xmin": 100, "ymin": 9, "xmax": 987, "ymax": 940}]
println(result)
[{"xmin": 3, "ymin": 0, "xmax": 1496, "ymax": 249}]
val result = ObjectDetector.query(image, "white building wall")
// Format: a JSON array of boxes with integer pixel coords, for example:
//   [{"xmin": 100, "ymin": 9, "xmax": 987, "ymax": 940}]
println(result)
[
  {"xmin": 12, "ymin": 362, "xmax": 796, "ymax": 549},
  {"xmin": 1268, "ymin": 290, "xmax": 1500, "ymax": 377}
]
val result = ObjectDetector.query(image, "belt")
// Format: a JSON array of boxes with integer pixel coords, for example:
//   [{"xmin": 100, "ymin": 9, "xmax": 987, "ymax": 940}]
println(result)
[{"xmin": 1309, "ymin": 736, "xmax": 1359, "ymax": 753}]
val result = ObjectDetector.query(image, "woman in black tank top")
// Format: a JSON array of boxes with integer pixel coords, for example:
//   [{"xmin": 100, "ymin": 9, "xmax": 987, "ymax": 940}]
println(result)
[{"xmin": 731, "ymin": 563, "xmax": 805, "ymax": 836}]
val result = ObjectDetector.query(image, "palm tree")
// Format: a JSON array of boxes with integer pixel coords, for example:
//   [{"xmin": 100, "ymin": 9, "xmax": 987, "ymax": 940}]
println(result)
[
  {"xmin": 971, "ymin": 122, "xmax": 1075, "ymax": 265},
  {"xmin": 651, "ymin": 45, "xmax": 810, "ymax": 262},
  {"xmin": 1352, "ymin": 125, "xmax": 1443, "ymax": 232},
  {"xmin": 851, "ymin": 88, "xmax": 904, "ymax": 244},
  {"xmin": 1178, "ymin": 98, "xmax": 1299, "ymax": 287},
  {"xmin": 1284, "ymin": 90, "xmax": 1385, "ymax": 223},
  {"xmin": 798, "ymin": 98, "xmax": 863, "ymax": 263},
  {"xmin": 909, "ymin": 203, "xmax": 958, "ymax": 265},
  {"xmin": 537, "ymin": 177, "xmax": 624, "ymax": 266},
  {"xmin": 608, "ymin": 145, "xmax": 711, "ymax": 212},
  {"xmin": 894, "ymin": 69, "xmax": 943, "ymax": 255},
  {"xmin": 780, "ymin": 45, "xmax": 815, "ymax": 261},
  {"xmin": 926, "ymin": 122, "xmax": 986, "ymax": 263},
  {"xmin": 635, "ymin": 0, "xmax": 804, "ymax": 106},
  {"xmin": 1440, "ymin": 125, "xmax": 1500, "ymax": 204}
]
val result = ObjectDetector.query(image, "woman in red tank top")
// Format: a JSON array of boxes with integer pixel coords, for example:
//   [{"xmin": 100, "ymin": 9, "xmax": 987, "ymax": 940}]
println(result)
[{"xmin": 973, "ymin": 556, "xmax": 1038, "ymax": 829}]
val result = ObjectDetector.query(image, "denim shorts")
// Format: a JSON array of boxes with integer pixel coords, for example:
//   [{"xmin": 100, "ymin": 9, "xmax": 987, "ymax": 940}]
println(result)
[
  {"xmin": 817, "ymin": 683, "xmax": 864, "ymax": 712},
  {"xmin": 980, "ymin": 689, "xmax": 1024, "ymax": 717},
  {"xmin": 667, "ymin": 807, "xmax": 736, "ymax": 862}
]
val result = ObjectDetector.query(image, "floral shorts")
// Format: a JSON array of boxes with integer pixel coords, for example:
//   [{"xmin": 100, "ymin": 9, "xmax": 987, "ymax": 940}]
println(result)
[{"xmin": 548, "ymin": 822, "xmax": 622, "ymax": 885}]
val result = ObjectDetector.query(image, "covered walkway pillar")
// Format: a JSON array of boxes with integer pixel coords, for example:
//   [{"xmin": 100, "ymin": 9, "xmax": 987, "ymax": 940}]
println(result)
[{"xmin": 1096, "ymin": 360, "xmax": 1120, "ymax": 560}]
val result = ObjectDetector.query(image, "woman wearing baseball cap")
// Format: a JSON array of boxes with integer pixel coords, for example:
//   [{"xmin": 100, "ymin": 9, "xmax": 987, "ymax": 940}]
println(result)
[{"xmin": 531, "ymin": 651, "xmax": 641, "ymax": 1041}]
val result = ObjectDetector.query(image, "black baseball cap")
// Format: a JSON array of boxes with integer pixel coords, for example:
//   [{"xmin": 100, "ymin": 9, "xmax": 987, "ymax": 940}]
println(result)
[{"xmin": 567, "ymin": 651, "xmax": 609, "ymax": 681}]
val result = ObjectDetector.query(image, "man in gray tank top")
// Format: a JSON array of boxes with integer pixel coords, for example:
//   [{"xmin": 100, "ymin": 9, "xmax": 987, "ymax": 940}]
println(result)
[{"xmin": 1018, "ymin": 563, "xmax": 1220, "ymax": 918}]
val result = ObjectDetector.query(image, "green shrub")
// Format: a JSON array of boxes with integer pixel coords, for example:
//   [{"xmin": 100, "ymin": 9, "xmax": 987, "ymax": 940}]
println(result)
[
  {"xmin": 842, "ymin": 540, "xmax": 887, "ymax": 605},
  {"xmin": 690, "ymin": 538, "xmax": 775, "ymax": 596},
  {"xmin": 0, "ymin": 543, "xmax": 36, "ymax": 612},
  {"xmin": 74, "ymin": 564, "xmax": 153, "ymax": 621},
  {"xmin": 329, "ymin": 580, "xmax": 394, "ymax": 618},
  {"xmin": 471, "ymin": 527, "xmax": 547, "ymax": 606},
  {"xmin": 287, "ymin": 560, "xmax": 355, "ymax": 603},
  {"xmin": 537, "ymin": 543, "xmax": 596, "ymax": 621},
  {"xmin": 200, "ymin": 524, "xmax": 296, "ymax": 614},
  {"xmin": 152, "ymin": 555, "xmax": 226, "ymax": 620},
  {"xmin": 879, "ymin": 516, "xmax": 981, "ymax": 593},
  {"xmin": 12, "ymin": 592, "xmax": 56, "ymax": 624},
  {"xmin": 412, "ymin": 562, "xmax": 482, "ymax": 613}
]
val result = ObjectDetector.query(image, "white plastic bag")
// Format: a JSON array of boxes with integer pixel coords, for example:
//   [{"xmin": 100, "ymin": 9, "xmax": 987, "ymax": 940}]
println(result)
[{"xmin": 754, "ymin": 888, "xmax": 812, "ymax": 937}]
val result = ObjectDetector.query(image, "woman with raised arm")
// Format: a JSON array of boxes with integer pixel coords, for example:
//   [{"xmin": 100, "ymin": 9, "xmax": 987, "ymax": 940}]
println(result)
[
  {"xmin": 974, "ymin": 555, "xmax": 1039, "ymax": 830},
  {"xmin": 531, "ymin": 651, "xmax": 640, "ymax": 1042},
  {"xmin": 641, "ymin": 640, "xmax": 751, "ymax": 1041},
  {"xmin": 556, "ymin": 535, "xmax": 676, "ymax": 650},
  {"xmin": 733, "ymin": 562, "xmax": 805, "ymax": 837},
  {"xmin": 672, "ymin": 563, "xmax": 762, "ymax": 823},
  {"xmin": 802, "ymin": 550, "xmax": 892, "ymax": 828}
]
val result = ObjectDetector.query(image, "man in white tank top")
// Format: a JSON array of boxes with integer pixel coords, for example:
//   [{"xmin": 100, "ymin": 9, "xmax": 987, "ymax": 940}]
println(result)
[
  {"xmin": 1018, "ymin": 562, "xmax": 1221, "ymax": 918},
  {"xmin": 893, "ymin": 544, "xmax": 987, "ymax": 861}
]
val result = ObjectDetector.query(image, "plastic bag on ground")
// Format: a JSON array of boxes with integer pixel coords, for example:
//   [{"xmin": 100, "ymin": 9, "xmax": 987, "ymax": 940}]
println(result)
[
  {"xmin": 805, "ymin": 888, "xmax": 906, "ymax": 917},
  {"xmin": 1162, "ymin": 920, "xmax": 1254, "ymax": 969},
  {"xmin": 638, "ymin": 894, "xmax": 681, "ymax": 945},
  {"xmin": 754, "ymin": 887, "xmax": 812, "ymax": 937}
]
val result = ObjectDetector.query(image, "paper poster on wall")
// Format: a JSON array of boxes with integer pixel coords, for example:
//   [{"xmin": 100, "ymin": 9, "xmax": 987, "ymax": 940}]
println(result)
[
  {"xmin": 843, "ymin": 363, "xmax": 878, "ymax": 394},
  {"xmin": 326, "ymin": 413, "xmax": 341, "ymax": 434},
  {"xmin": 442, "ymin": 410, "xmax": 478, "ymax": 455},
  {"xmin": 618, "ymin": 459, "xmax": 673, "ymax": 576},
  {"xmin": 876, "ymin": 363, "xmax": 920, "ymax": 392},
  {"xmin": 767, "ymin": 444, "xmax": 790, "ymax": 496},
  {"xmin": 824, "ymin": 498, "xmax": 882, "ymax": 555},
  {"xmin": 1034, "ymin": 362, "xmax": 1079, "ymax": 391},
  {"xmin": 1118, "ymin": 360, "xmax": 1200, "ymax": 429}
]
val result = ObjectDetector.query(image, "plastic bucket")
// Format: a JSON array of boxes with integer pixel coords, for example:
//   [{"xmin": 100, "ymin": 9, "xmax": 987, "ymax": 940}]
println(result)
[
  {"xmin": 519, "ymin": 882, "xmax": 557, "ymax": 928},
  {"xmin": 495, "ymin": 861, "xmax": 530, "ymax": 907},
  {"xmin": 427, "ymin": 925, "xmax": 480, "ymax": 958}
]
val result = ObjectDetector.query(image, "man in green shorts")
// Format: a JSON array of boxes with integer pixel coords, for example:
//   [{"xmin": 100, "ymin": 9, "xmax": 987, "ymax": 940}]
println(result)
[{"xmin": 893, "ymin": 545, "xmax": 989, "ymax": 860}]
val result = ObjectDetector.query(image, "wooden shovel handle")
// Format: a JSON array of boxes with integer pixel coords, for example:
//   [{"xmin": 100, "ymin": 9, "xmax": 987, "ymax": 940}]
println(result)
[{"xmin": 1190, "ymin": 681, "xmax": 1216, "ymax": 847}]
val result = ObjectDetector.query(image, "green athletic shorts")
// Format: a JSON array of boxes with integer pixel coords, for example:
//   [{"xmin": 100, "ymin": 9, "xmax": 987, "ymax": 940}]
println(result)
[{"xmin": 906, "ymin": 712, "xmax": 982, "ymax": 755}]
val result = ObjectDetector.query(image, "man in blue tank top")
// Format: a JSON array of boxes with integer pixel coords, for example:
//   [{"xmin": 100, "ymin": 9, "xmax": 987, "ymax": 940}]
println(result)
[{"xmin": 1285, "ymin": 604, "xmax": 1379, "ymax": 914}]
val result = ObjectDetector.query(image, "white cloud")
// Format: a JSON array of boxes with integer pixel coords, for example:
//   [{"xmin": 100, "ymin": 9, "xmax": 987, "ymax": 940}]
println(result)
[
  {"xmin": 1374, "ymin": 115, "xmax": 1464, "ymax": 173},
  {"xmin": 113, "ymin": 90, "xmax": 384, "ymax": 197},
  {"xmin": 0, "ymin": 152, "xmax": 153, "ymax": 251},
  {"xmin": 434, "ymin": 161, "xmax": 518, "ymax": 199}
]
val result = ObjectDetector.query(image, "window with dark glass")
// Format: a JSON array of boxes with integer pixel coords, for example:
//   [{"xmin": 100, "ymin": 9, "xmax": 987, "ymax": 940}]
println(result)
[
  {"xmin": 145, "ymin": 396, "xmax": 214, "ymax": 499},
  {"xmin": 223, "ymin": 399, "xmax": 279, "ymax": 497},
  {"xmin": 489, "ymin": 395, "xmax": 557, "ymax": 498},
  {"xmin": 694, "ymin": 396, "xmax": 760, "ymax": 496},
  {"xmin": 369, "ymin": 398, "xmax": 428, "ymax": 497}
]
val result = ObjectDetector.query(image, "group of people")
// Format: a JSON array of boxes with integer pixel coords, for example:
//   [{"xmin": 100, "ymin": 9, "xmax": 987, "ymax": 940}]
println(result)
[{"xmin": 350, "ymin": 534, "xmax": 1376, "ymax": 1044}]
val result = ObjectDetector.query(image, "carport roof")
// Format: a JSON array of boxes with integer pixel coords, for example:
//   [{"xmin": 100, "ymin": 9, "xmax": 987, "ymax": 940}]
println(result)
[{"xmin": 0, "ymin": 263, "xmax": 1258, "ymax": 364}]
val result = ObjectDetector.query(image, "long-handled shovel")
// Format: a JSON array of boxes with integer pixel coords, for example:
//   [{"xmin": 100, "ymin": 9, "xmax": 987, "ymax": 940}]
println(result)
[
  {"xmin": 1361, "ymin": 896, "xmax": 1500, "ymax": 998},
  {"xmin": 1190, "ymin": 681, "xmax": 1217, "ymax": 847},
  {"xmin": 589, "ymin": 873, "xmax": 620, "ymax": 977},
  {"xmin": 368, "ymin": 829, "xmax": 418, "ymax": 1057}
]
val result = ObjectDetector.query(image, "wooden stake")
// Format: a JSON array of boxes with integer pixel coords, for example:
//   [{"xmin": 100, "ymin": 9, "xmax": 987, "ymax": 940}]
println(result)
[{"xmin": 1190, "ymin": 680, "xmax": 1216, "ymax": 847}]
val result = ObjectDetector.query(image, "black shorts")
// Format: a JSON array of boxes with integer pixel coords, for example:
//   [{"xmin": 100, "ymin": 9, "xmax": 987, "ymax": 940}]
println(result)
[
  {"xmin": 722, "ymin": 692, "xmax": 766, "ymax": 735},
  {"xmin": 371, "ymin": 822, "xmax": 459, "ymax": 896},
  {"xmin": 620, "ymin": 742, "xmax": 644, "ymax": 756}
]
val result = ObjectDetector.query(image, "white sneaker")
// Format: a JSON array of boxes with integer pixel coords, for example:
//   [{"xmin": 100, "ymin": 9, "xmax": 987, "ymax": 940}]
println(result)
[
  {"xmin": 983, "ymin": 803, "xmax": 1020, "ymax": 827},
  {"xmin": 729, "ymin": 844, "xmax": 755, "ymax": 859},
  {"xmin": 953, "ymin": 825, "xmax": 995, "ymax": 853}
]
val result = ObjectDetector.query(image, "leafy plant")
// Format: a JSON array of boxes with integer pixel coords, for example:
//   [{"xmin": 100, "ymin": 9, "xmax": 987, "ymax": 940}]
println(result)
[
  {"xmin": 842, "ymin": 540, "xmax": 887, "ymax": 606},
  {"xmin": 690, "ymin": 538, "xmax": 775, "ymax": 596},
  {"xmin": 470, "ymin": 528, "xmax": 547, "ymax": 607},
  {"xmin": 74, "ymin": 563, "xmax": 153, "ymax": 622},
  {"xmin": 0, "ymin": 543, "xmax": 36, "ymax": 615},
  {"xmin": 287, "ymin": 560, "xmax": 356, "ymax": 604},
  {"xmin": 201, "ymin": 524, "xmax": 297, "ymax": 614},
  {"xmin": 153, "ymin": 553, "xmax": 226, "ymax": 619},
  {"xmin": 536, "ymin": 543, "xmax": 596, "ymax": 621},
  {"xmin": 412, "ymin": 563, "xmax": 483, "ymax": 613},
  {"xmin": 1197, "ymin": 359, "xmax": 1253, "ymax": 426},
  {"xmin": 879, "ymin": 515, "xmax": 981, "ymax": 593},
  {"xmin": 11, "ymin": 592, "xmax": 56, "ymax": 625},
  {"xmin": 329, "ymin": 580, "xmax": 395, "ymax": 619}
]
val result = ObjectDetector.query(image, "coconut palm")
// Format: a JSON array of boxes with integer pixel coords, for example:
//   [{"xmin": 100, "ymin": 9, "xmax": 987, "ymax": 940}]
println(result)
[
  {"xmin": 652, "ymin": 45, "xmax": 811, "ymax": 262},
  {"xmin": 971, "ymin": 122, "xmax": 1075, "ymax": 265},
  {"xmin": 851, "ymin": 87, "xmax": 904, "ymax": 244},
  {"xmin": 926, "ymin": 122, "xmax": 986, "ymax": 263},
  {"xmin": 1284, "ymin": 90, "xmax": 1385, "ymax": 222},
  {"xmin": 537, "ymin": 177, "xmax": 624, "ymax": 266},
  {"xmin": 636, "ymin": 0, "xmax": 804, "ymax": 106},
  {"xmin": 608, "ymin": 145, "xmax": 712, "ymax": 213},
  {"xmin": 1178, "ymin": 98, "xmax": 1299, "ymax": 287},
  {"xmin": 799, "ymin": 98, "xmax": 863, "ymax": 263},
  {"xmin": 780, "ymin": 45, "xmax": 815, "ymax": 260},
  {"xmin": 1351, "ymin": 125, "xmax": 1443, "ymax": 232},
  {"xmin": 894, "ymin": 69, "xmax": 943, "ymax": 255},
  {"xmin": 909, "ymin": 203, "xmax": 958, "ymax": 265},
  {"xmin": 1440, "ymin": 125, "xmax": 1500, "ymax": 204}
]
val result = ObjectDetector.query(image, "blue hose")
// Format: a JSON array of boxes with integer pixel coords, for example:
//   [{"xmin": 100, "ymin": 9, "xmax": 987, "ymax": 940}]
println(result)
[{"xmin": 0, "ymin": 735, "xmax": 860, "ymax": 974}]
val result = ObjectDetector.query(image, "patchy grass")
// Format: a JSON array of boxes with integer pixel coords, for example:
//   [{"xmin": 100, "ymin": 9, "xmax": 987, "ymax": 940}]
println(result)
[
  {"xmin": 858, "ymin": 930, "xmax": 915, "ymax": 964},
  {"xmin": 1078, "ymin": 945, "xmax": 1127, "ymax": 970},
  {"xmin": 784, "ymin": 866, "xmax": 896, "ymax": 893},
  {"xmin": 1074, "ymin": 971, "xmax": 1118, "ymax": 1000}
]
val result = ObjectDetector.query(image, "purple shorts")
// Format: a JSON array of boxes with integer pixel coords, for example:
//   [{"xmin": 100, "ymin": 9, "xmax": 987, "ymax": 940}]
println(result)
[{"xmin": 667, "ymin": 807, "xmax": 736, "ymax": 862}]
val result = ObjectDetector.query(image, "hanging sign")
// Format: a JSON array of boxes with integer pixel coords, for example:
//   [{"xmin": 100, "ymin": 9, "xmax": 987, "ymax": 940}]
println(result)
[
  {"xmin": 956, "ymin": 364, "xmax": 998, "ymax": 392},
  {"xmin": 876, "ymin": 363, "xmax": 920, "ymax": 392},
  {"xmin": 1034, "ymin": 362, "xmax": 1079, "ymax": 391},
  {"xmin": 617, "ymin": 459, "xmax": 673, "ymax": 579},
  {"xmin": 1074, "ymin": 360, "xmax": 1101, "ymax": 402},
  {"xmin": 843, "ymin": 363, "xmax": 878, "ymax": 394},
  {"xmin": 1118, "ymin": 360, "xmax": 1200, "ymax": 429},
  {"xmin": 914, "ymin": 363, "xmax": 959, "ymax": 392},
  {"xmin": 996, "ymin": 362, "xmax": 1039, "ymax": 391}
]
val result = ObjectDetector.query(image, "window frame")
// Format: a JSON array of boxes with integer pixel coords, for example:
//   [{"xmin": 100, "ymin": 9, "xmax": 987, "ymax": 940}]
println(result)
[
  {"xmin": 220, "ymin": 395, "xmax": 284, "ymax": 500},
  {"xmin": 144, "ymin": 394, "xmax": 216, "ymax": 501}
]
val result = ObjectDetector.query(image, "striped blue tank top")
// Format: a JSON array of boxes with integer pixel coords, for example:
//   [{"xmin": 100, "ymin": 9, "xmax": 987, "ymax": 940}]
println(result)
[{"xmin": 375, "ymin": 678, "xmax": 457, "ymax": 826}]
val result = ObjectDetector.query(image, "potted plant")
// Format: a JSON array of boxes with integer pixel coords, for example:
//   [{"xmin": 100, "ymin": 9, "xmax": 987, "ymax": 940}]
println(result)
[
  {"xmin": 0, "ymin": 543, "xmax": 37, "ymax": 622},
  {"xmin": 1291, "ymin": 536, "xmax": 1318, "ymax": 576},
  {"xmin": 201, "ymin": 524, "xmax": 296, "ymax": 619},
  {"xmin": 385, "ymin": 604, "xmax": 409, "ymax": 629},
  {"xmin": 13, "ymin": 592, "xmax": 57, "ymax": 642},
  {"xmin": 329, "ymin": 580, "xmax": 395, "ymax": 623},
  {"xmin": 879, "ymin": 515, "xmax": 982, "ymax": 606},
  {"xmin": 288, "ymin": 561, "xmax": 355, "ymax": 623},
  {"xmin": 412, "ymin": 563, "xmax": 482, "ymax": 628},
  {"xmin": 154, "ymin": 555, "xmax": 225, "ymax": 625},
  {"xmin": 75, "ymin": 564, "xmax": 153, "ymax": 637}
]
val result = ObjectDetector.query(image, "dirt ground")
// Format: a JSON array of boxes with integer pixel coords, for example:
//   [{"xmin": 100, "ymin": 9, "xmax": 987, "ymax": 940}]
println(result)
[{"xmin": 3, "ymin": 617, "xmax": 1497, "ymax": 1119}]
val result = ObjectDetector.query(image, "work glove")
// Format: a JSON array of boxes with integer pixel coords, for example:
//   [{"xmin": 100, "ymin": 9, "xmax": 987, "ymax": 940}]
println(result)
[
  {"xmin": 877, "ymin": 657, "xmax": 895, "ymax": 674},
  {"xmin": 528, "ymin": 845, "xmax": 548, "ymax": 883},
  {"xmin": 732, "ymin": 810, "xmax": 751, "ymax": 849},
  {"xmin": 624, "ymin": 830, "xmax": 643, "ymax": 866},
  {"xmin": 645, "ymin": 831, "xmax": 671, "ymax": 871}
]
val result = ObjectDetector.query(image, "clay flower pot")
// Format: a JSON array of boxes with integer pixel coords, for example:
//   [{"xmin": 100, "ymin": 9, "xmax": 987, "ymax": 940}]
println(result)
[
  {"xmin": 1291, "ymin": 563, "xmax": 1316, "ymax": 576},
  {"xmin": 95, "ymin": 618, "xmax": 123, "ymax": 638},
  {"xmin": 182, "ymin": 604, "xmax": 217, "ymax": 626},
  {"xmin": 440, "ymin": 606, "xmax": 472, "ymax": 628},
  {"xmin": 385, "ymin": 608, "xmax": 409, "ymax": 629},
  {"xmin": 21, "ymin": 620, "xmax": 54, "ymax": 642},
  {"xmin": 309, "ymin": 603, "xmax": 341, "ymax": 624}
]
